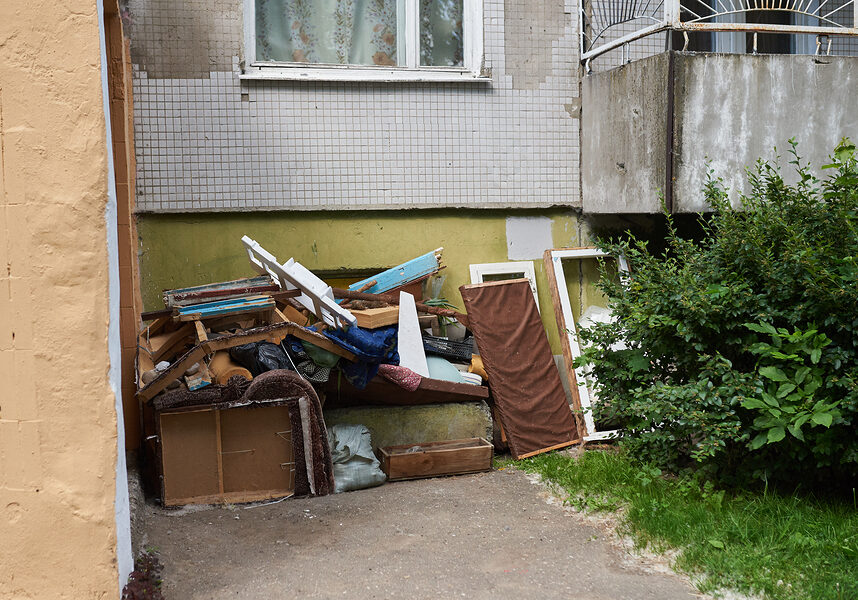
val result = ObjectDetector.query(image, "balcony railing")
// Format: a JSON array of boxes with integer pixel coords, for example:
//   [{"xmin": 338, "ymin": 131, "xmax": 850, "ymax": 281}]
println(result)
[{"xmin": 581, "ymin": 0, "xmax": 858, "ymax": 63}]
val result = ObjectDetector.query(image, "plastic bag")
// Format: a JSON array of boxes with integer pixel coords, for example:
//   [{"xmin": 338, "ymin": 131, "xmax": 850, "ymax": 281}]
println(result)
[
  {"xmin": 326, "ymin": 424, "xmax": 387, "ymax": 493},
  {"xmin": 229, "ymin": 342, "xmax": 292, "ymax": 376}
]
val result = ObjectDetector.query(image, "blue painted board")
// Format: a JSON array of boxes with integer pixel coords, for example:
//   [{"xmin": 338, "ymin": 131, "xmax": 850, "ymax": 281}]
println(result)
[{"xmin": 348, "ymin": 250, "xmax": 440, "ymax": 295}]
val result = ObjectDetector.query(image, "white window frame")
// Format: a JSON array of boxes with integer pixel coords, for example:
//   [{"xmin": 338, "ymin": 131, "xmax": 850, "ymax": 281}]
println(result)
[
  {"xmin": 544, "ymin": 248, "xmax": 630, "ymax": 442},
  {"xmin": 469, "ymin": 261, "xmax": 540, "ymax": 313},
  {"xmin": 242, "ymin": 0, "xmax": 487, "ymax": 82}
]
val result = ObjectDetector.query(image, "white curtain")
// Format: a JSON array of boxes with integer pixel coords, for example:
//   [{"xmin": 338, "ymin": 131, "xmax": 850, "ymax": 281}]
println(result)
[
  {"xmin": 256, "ymin": 0, "xmax": 399, "ymax": 65},
  {"xmin": 255, "ymin": 0, "xmax": 464, "ymax": 67}
]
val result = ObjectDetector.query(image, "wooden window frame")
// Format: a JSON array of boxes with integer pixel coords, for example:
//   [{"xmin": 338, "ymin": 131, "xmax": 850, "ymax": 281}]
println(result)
[{"xmin": 468, "ymin": 261, "xmax": 539, "ymax": 313}]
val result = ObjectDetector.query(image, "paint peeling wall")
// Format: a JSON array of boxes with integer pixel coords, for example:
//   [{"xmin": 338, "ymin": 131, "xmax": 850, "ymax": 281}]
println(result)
[
  {"xmin": 136, "ymin": 208, "xmax": 591, "ymax": 353},
  {"xmin": 0, "ymin": 1, "xmax": 127, "ymax": 597},
  {"xmin": 124, "ymin": 0, "xmax": 582, "ymax": 211}
]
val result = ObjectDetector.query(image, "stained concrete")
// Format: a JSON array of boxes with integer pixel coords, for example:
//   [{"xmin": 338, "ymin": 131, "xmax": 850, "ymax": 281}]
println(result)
[
  {"xmin": 140, "ymin": 468, "xmax": 704, "ymax": 600},
  {"xmin": 323, "ymin": 402, "xmax": 493, "ymax": 452},
  {"xmin": 582, "ymin": 52, "xmax": 858, "ymax": 213}
]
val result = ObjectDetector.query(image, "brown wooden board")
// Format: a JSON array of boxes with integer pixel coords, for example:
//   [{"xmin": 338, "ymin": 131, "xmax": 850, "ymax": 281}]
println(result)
[
  {"xmin": 324, "ymin": 374, "xmax": 488, "ymax": 408},
  {"xmin": 220, "ymin": 405, "xmax": 295, "ymax": 495},
  {"xmin": 351, "ymin": 306, "xmax": 400, "ymax": 329},
  {"xmin": 158, "ymin": 404, "xmax": 296, "ymax": 507},
  {"xmin": 542, "ymin": 249, "xmax": 586, "ymax": 435},
  {"xmin": 459, "ymin": 279, "xmax": 580, "ymax": 459},
  {"xmin": 379, "ymin": 438, "xmax": 492, "ymax": 481},
  {"xmin": 160, "ymin": 409, "xmax": 220, "ymax": 504}
]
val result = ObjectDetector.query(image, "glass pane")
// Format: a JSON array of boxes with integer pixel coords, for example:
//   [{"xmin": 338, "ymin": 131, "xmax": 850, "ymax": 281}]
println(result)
[
  {"xmin": 256, "ymin": 0, "xmax": 400, "ymax": 66},
  {"xmin": 420, "ymin": 0, "xmax": 464, "ymax": 67}
]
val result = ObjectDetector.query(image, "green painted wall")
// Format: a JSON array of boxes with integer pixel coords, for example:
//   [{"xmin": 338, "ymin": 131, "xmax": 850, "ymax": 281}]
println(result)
[{"xmin": 136, "ymin": 209, "xmax": 597, "ymax": 354}]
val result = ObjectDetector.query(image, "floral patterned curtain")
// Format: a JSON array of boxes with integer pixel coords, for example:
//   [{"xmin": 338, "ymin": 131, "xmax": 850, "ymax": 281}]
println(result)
[
  {"xmin": 256, "ymin": 0, "xmax": 399, "ymax": 66},
  {"xmin": 256, "ymin": 0, "xmax": 464, "ymax": 67}
]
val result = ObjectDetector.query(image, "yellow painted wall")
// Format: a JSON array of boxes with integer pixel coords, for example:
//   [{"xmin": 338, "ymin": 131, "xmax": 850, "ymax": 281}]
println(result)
[
  {"xmin": 137, "ymin": 209, "xmax": 595, "ymax": 353},
  {"xmin": 0, "ymin": 1, "xmax": 123, "ymax": 598}
]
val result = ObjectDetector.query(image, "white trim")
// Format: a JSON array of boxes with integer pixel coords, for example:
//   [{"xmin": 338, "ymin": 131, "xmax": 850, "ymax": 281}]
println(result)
[
  {"xmin": 546, "ymin": 248, "xmax": 630, "ymax": 441},
  {"xmin": 469, "ymin": 261, "xmax": 539, "ymax": 313},
  {"xmin": 464, "ymin": 0, "xmax": 484, "ymax": 72},
  {"xmin": 405, "ymin": 0, "xmax": 420, "ymax": 67},
  {"xmin": 243, "ymin": 0, "xmax": 486, "ymax": 81},
  {"xmin": 244, "ymin": 0, "xmax": 256, "ymax": 68},
  {"xmin": 240, "ymin": 65, "xmax": 491, "ymax": 82}
]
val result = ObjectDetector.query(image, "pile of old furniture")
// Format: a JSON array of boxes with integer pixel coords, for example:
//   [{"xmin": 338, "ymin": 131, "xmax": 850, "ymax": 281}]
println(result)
[{"xmin": 137, "ymin": 237, "xmax": 583, "ymax": 507}]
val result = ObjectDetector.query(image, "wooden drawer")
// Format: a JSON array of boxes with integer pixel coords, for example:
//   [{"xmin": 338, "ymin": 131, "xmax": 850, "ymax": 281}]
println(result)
[{"xmin": 379, "ymin": 438, "xmax": 493, "ymax": 481}]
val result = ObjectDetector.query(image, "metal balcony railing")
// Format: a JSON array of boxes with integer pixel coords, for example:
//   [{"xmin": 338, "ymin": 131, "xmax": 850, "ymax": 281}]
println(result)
[{"xmin": 581, "ymin": 0, "xmax": 858, "ymax": 63}]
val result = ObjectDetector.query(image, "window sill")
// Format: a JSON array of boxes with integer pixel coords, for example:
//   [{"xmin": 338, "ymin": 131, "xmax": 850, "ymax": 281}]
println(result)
[{"xmin": 239, "ymin": 64, "xmax": 492, "ymax": 83}]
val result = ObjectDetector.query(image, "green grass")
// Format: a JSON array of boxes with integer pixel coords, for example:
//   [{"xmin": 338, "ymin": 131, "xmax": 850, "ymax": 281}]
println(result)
[{"xmin": 510, "ymin": 450, "xmax": 858, "ymax": 600}]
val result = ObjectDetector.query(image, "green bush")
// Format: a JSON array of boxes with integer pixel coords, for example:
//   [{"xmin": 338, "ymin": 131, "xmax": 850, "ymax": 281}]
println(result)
[{"xmin": 579, "ymin": 139, "xmax": 858, "ymax": 487}]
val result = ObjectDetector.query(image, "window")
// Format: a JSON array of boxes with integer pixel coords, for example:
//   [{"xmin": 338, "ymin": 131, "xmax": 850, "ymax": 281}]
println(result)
[{"xmin": 243, "ymin": 0, "xmax": 486, "ymax": 81}]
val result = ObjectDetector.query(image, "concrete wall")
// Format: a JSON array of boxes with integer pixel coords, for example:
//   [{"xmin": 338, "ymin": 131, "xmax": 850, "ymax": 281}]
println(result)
[
  {"xmin": 136, "ymin": 208, "xmax": 598, "ymax": 354},
  {"xmin": 674, "ymin": 53, "xmax": 858, "ymax": 212},
  {"xmin": 581, "ymin": 52, "xmax": 858, "ymax": 213},
  {"xmin": 581, "ymin": 52, "xmax": 670, "ymax": 214},
  {"xmin": 124, "ymin": 0, "xmax": 582, "ymax": 212},
  {"xmin": 0, "ymin": 0, "xmax": 131, "ymax": 597}
]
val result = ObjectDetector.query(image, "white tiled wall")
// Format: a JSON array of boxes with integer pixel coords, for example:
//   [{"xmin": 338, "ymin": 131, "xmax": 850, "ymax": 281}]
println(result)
[{"xmin": 128, "ymin": 0, "xmax": 583, "ymax": 212}]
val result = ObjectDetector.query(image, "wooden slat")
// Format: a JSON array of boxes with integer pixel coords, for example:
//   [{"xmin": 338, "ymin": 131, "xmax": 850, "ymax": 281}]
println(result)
[
  {"xmin": 515, "ymin": 439, "xmax": 579, "ymax": 460},
  {"xmin": 351, "ymin": 306, "xmax": 400, "ymax": 329},
  {"xmin": 194, "ymin": 320, "xmax": 208, "ymax": 344},
  {"xmin": 150, "ymin": 323, "xmax": 193, "ymax": 363},
  {"xmin": 543, "ymin": 250, "xmax": 587, "ymax": 436}
]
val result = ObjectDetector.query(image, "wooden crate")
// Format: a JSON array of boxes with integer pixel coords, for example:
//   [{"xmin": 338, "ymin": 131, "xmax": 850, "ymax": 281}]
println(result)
[
  {"xmin": 379, "ymin": 438, "xmax": 493, "ymax": 482},
  {"xmin": 157, "ymin": 403, "xmax": 295, "ymax": 507}
]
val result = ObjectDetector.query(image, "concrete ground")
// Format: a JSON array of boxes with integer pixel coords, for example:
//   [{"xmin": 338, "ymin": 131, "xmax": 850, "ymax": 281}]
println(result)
[{"xmin": 139, "ymin": 468, "xmax": 705, "ymax": 600}]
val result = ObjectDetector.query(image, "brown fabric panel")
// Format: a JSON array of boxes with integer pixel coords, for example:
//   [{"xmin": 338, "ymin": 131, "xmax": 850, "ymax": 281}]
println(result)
[{"xmin": 459, "ymin": 279, "xmax": 579, "ymax": 458}]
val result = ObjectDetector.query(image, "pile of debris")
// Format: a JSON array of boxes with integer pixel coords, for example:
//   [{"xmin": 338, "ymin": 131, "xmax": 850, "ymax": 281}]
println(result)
[{"xmin": 136, "ymin": 237, "xmax": 582, "ymax": 507}]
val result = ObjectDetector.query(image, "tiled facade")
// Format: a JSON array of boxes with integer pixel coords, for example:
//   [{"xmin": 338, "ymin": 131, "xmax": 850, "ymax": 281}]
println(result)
[{"xmin": 127, "ymin": 0, "xmax": 583, "ymax": 212}]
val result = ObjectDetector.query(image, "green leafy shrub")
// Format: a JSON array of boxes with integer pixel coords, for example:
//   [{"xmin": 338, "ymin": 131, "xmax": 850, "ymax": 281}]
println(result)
[{"xmin": 579, "ymin": 139, "xmax": 858, "ymax": 487}]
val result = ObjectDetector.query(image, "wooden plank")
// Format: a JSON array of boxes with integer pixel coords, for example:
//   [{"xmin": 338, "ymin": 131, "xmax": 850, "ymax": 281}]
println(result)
[
  {"xmin": 150, "ymin": 323, "xmax": 193, "ymax": 363},
  {"xmin": 194, "ymin": 320, "xmax": 208, "ymax": 344},
  {"xmin": 160, "ymin": 410, "xmax": 220, "ymax": 505},
  {"xmin": 268, "ymin": 308, "xmax": 356, "ymax": 361},
  {"xmin": 379, "ymin": 438, "xmax": 492, "ymax": 481},
  {"xmin": 542, "ymin": 251, "xmax": 587, "ymax": 436},
  {"xmin": 220, "ymin": 405, "xmax": 294, "ymax": 495},
  {"xmin": 332, "ymin": 287, "xmax": 469, "ymax": 327},
  {"xmin": 351, "ymin": 306, "xmax": 400, "ymax": 329},
  {"xmin": 141, "ymin": 309, "xmax": 172, "ymax": 323},
  {"xmin": 515, "ymin": 439, "xmax": 579, "ymax": 460},
  {"xmin": 348, "ymin": 248, "xmax": 442, "ymax": 295},
  {"xmin": 324, "ymin": 373, "xmax": 488, "ymax": 408},
  {"xmin": 163, "ymin": 276, "xmax": 278, "ymax": 308}
]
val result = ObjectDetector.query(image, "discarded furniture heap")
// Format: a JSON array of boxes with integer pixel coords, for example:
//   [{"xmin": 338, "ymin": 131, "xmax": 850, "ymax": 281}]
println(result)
[{"xmin": 136, "ymin": 239, "xmax": 590, "ymax": 507}]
